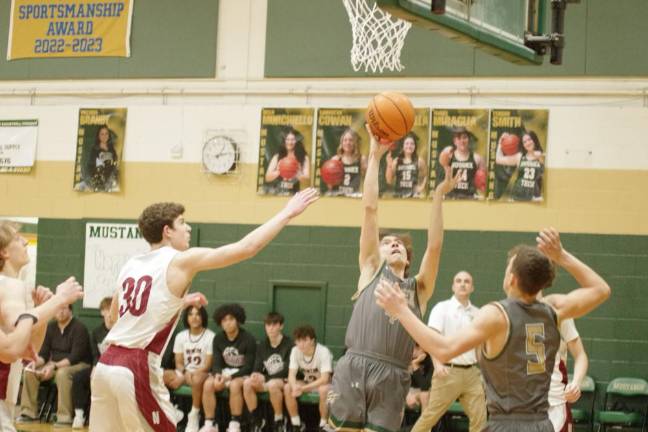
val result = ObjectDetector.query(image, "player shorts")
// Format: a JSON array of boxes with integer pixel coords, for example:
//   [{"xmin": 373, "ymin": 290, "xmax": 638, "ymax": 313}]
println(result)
[
  {"xmin": 328, "ymin": 350, "xmax": 410, "ymax": 432},
  {"xmin": 89, "ymin": 345, "xmax": 179, "ymax": 432},
  {"xmin": 486, "ymin": 413, "xmax": 554, "ymax": 432}
]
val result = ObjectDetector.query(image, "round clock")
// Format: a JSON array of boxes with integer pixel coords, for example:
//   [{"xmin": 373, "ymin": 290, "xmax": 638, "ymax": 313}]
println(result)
[{"xmin": 202, "ymin": 135, "xmax": 238, "ymax": 174}]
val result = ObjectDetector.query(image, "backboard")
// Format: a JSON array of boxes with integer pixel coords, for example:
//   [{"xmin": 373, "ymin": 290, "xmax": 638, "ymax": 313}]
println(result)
[{"xmin": 375, "ymin": 0, "xmax": 546, "ymax": 64}]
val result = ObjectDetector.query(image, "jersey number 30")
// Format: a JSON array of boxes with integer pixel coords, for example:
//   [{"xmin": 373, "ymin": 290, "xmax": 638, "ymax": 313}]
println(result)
[
  {"xmin": 525, "ymin": 323, "xmax": 546, "ymax": 375},
  {"xmin": 119, "ymin": 276, "xmax": 153, "ymax": 317}
]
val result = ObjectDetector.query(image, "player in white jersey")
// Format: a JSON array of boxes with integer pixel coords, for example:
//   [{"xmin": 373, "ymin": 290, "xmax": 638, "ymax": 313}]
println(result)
[
  {"xmin": 0, "ymin": 220, "xmax": 84, "ymax": 430},
  {"xmin": 89, "ymin": 188, "xmax": 318, "ymax": 432}
]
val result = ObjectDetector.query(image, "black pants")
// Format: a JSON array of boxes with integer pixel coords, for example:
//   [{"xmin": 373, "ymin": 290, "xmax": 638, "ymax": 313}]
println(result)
[{"xmin": 71, "ymin": 366, "xmax": 92, "ymax": 411}]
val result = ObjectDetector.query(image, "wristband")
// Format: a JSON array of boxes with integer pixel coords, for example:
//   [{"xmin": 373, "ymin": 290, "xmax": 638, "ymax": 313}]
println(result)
[{"xmin": 14, "ymin": 313, "xmax": 38, "ymax": 327}]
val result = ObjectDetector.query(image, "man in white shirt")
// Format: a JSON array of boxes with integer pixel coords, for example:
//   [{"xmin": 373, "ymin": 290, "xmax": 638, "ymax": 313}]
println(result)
[{"xmin": 411, "ymin": 271, "xmax": 486, "ymax": 432}]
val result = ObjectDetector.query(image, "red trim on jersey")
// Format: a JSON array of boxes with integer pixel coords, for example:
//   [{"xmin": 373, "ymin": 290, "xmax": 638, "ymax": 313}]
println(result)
[
  {"xmin": 0, "ymin": 361, "xmax": 9, "ymax": 400},
  {"xmin": 145, "ymin": 314, "xmax": 178, "ymax": 355},
  {"xmin": 558, "ymin": 359, "xmax": 573, "ymax": 432},
  {"xmin": 100, "ymin": 345, "xmax": 175, "ymax": 432}
]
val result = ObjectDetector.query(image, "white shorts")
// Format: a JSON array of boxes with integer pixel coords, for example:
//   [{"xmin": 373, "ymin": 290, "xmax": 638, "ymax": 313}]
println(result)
[
  {"xmin": 548, "ymin": 404, "xmax": 567, "ymax": 432},
  {"xmin": 89, "ymin": 346, "xmax": 179, "ymax": 432}
]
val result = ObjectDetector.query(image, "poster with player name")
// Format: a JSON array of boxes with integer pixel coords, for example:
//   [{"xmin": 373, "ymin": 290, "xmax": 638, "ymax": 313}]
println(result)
[
  {"xmin": 73, "ymin": 108, "xmax": 126, "ymax": 193},
  {"xmin": 315, "ymin": 108, "xmax": 369, "ymax": 198},
  {"xmin": 488, "ymin": 109, "xmax": 549, "ymax": 202},
  {"xmin": 379, "ymin": 108, "xmax": 430, "ymax": 199},
  {"xmin": 258, "ymin": 108, "xmax": 314, "ymax": 196},
  {"xmin": 429, "ymin": 109, "xmax": 489, "ymax": 200}
]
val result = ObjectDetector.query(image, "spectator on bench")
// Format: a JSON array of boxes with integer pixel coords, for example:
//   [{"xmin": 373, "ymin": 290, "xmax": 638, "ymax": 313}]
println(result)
[
  {"xmin": 284, "ymin": 325, "xmax": 332, "ymax": 432},
  {"xmin": 200, "ymin": 304, "xmax": 256, "ymax": 432},
  {"xmin": 163, "ymin": 305, "xmax": 215, "ymax": 432},
  {"xmin": 244, "ymin": 312, "xmax": 293, "ymax": 432}
]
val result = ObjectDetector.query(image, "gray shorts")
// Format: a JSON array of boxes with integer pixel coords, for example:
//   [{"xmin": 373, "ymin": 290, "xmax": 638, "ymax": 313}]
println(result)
[
  {"xmin": 486, "ymin": 414, "xmax": 553, "ymax": 432},
  {"xmin": 327, "ymin": 351, "xmax": 410, "ymax": 432}
]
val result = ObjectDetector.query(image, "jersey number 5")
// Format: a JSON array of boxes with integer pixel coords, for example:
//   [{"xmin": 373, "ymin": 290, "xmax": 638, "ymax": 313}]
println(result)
[
  {"xmin": 525, "ymin": 323, "xmax": 546, "ymax": 375},
  {"xmin": 119, "ymin": 276, "xmax": 153, "ymax": 317}
]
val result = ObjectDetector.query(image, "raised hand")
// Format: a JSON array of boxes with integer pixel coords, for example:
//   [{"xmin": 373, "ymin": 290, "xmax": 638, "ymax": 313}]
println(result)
[
  {"xmin": 374, "ymin": 279, "xmax": 407, "ymax": 318},
  {"xmin": 32, "ymin": 285, "xmax": 53, "ymax": 306},
  {"xmin": 436, "ymin": 166, "xmax": 461, "ymax": 196},
  {"xmin": 55, "ymin": 277, "xmax": 84, "ymax": 304},
  {"xmin": 283, "ymin": 188, "xmax": 319, "ymax": 219},
  {"xmin": 536, "ymin": 228, "xmax": 565, "ymax": 263},
  {"xmin": 183, "ymin": 292, "xmax": 208, "ymax": 309},
  {"xmin": 365, "ymin": 124, "xmax": 391, "ymax": 158}
]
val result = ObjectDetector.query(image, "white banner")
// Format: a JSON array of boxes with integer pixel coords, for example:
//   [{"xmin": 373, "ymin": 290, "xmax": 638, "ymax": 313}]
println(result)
[
  {"xmin": 83, "ymin": 222, "xmax": 148, "ymax": 309},
  {"xmin": 0, "ymin": 119, "xmax": 38, "ymax": 173}
]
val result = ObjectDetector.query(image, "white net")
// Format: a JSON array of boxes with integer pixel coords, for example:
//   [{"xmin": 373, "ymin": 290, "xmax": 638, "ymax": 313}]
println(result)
[{"xmin": 342, "ymin": 0, "xmax": 412, "ymax": 73}]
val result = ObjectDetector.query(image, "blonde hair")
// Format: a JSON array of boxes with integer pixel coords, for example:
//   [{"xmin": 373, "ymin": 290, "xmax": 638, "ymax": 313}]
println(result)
[
  {"xmin": 337, "ymin": 128, "xmax": 361, "ymax": 159},
  {"xmin": 0, "ymin": 221, "xmax": 21, "ymax": 271}
]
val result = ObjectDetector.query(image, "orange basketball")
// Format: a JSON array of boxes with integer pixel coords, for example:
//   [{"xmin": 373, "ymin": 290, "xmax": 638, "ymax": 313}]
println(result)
[
  {"xmin": 500, "ymin": 133, "xmax": 520, "ymax": 156},
  {"xmin": 474, "ymin": 168, "xmax": 487, "ymax": 192},
  {"xmin": 320, "ymin": 159, "xmax": 345, "ymax": 187},
  {"xmin": 278, "ymin": 156, "xmax": 299, "ymax": 180},
  {"xmin": 365, "ymin": 91, "xmax": 415, "ymax": 143}
]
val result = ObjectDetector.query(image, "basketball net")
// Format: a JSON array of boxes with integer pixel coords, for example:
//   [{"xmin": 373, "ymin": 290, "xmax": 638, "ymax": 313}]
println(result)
[{"xmin": 342, "ymin": 0, "xmax": 412, "ymax": 73}]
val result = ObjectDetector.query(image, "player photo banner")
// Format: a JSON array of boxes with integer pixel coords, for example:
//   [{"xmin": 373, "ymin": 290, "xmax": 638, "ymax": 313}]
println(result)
[
  {"xmin": 429, "ymin": 109, "xmax": 489, "ymax": 200},
  {"xmin": 0, "ymin": 120, "xmax": 38, "ymax": 174},
  {"xmin": 258, "ymin": 108, "xmax": 314, "ymax": 196},
  {"xmin": 488, "ymin": 109, "xmax": 549, "ymax": 202},
  {"xmin": 379, "ymin": 108, "xmax": 430, "ymax": 199},
  {"xmin": 73, "ymin": 108, "xmax": 126, "ymax": 193},
  {"xmin": 7, "ymin": 0, "xmax": 134, "ymax": 60},
  {"xmin": 315, "ymin": 108, "xmax": 370, "ymax": 198}
]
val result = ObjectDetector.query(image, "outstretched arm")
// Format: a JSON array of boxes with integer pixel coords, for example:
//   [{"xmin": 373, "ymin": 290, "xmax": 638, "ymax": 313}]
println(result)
[
  {"xmin": 375, "ymin": 280, "xmax": 506, "ymax": 362},
  {"xmin": 539, "ymin": 228, "xmax": 611, "ymax": 321},
  {"xmin": 415, "ymin": 167, "xmax": 459, "ymax": 308},
  {"xmin": 358, "ymin": 126, "xmax": 390, "ymax": 286},
  {"xmin": 170, "ymin": 188, "xmax": 319, "ymax": 296}
]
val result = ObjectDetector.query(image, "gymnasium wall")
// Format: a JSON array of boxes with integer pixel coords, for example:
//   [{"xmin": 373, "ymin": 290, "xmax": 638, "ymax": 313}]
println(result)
[{"xmin": 1, "ymin": 0, "xmax": 647, "ymax": 391}]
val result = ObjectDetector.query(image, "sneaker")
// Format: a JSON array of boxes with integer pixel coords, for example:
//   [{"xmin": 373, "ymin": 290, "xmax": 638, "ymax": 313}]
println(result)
[
  {"xmin": 273, "ymin": 420, "xmax": 286, "ymax": 432},
  {"xmin": 54, "ymin": 420, "xmax": 73, "ymax": 428},
  {"xmin": 252, "ymin": 418, "xmax": 266, "ymax": 432},
  {"xmin": 199, "ymin": 426, "xmax": 219, "ymax": 432},
  {"xmin": 72, "ymin": 414, "xmax": 85, "ymax": 429},
  {"xmin": 174, "ymin": 404, "xmax": 185, "ymax": 423},
  {"xmin": 291, "ymin": 423, "xmax": 306, "ymax": 432},
  {"xmin": 186, "ymin": 410, "xmax": 200, "ymax": 432},
  {"xmin": 15, "ymin": 415, "xmax": 37, "ymax": 424},
  {"xmin": 227, "ymin": 424, "xmax": 241, "ymax": 432}
]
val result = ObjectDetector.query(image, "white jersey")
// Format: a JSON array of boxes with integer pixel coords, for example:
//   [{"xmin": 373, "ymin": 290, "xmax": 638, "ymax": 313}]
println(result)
[
  {"xmin": 173, "ymin": 329, "xmax": 215, "ymax": 372},
  {"xmin": 288, "ymin": 343, "xmax": 333, "ymax": 384},
  {"xmin": 548, "ymin": 318, "xmax": 579, "ymax": 406},
  {"xmin": 104, "ymin": 246, "xmax": 183, "ymax": 359}
]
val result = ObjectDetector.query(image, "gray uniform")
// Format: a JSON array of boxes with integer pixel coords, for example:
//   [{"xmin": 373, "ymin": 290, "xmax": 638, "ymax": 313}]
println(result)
[
  {"xmin": 328, "ymin": 262, "xmax": 420, "ymax": 432},
  {"xmin": 479, "ymin": 298, "xmax": 560, "ymax": 432}
]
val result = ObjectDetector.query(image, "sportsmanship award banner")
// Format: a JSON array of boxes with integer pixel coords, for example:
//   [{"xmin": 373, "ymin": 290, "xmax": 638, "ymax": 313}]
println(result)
[
  {"xmin": 0, "ymin": 120, "xmax": 38, "ymax": 173},
  {"xmin": 7, "ymin": 0, "xmax": 134, "ymax": 60}
]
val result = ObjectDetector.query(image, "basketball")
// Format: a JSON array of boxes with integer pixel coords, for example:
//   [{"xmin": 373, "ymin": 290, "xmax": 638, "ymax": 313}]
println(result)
[
  {"xmin": 278, "ymin": 156, "xmax": 299, "ymax": 179},
  {"xmin": 365, "ymin": 91, "xmax": 415, "ymax": 143},
  {"xmin": 320, "ymin": 159, "xmax": 345, "ymax": 187},
  {"xmin": 500, "ymin": 133, "xmax": 520, "ymax": 156},
  {"xmin": 475, "ymin": 168, "xmax": 487, "ymax": 192}
]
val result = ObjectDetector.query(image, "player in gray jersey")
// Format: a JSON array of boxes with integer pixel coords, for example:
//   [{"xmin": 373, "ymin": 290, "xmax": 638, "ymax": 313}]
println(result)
[
  {"xmin": 326, "ymin": 125, "xmax": 459, "ymax": 432},
  {"xmin": 376, "ymin": 228, "xmax": 611, "ymax": 432}
]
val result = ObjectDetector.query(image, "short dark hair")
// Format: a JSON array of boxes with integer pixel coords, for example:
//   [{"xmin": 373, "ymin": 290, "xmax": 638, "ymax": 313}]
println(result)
[
  {"xmin": 99, "ymin": 297, "xmax": 112, "ymax": 311},
  {"xmin": 508, "ymin": 245, "xmax": 555, "ymax": 296},
  {"xmin": 138, "ymin": 202, "xmax": 185, "ymax": 244},
  {"xmin": 213, "ymin": 303, "xmax": 246, "ymax": 327},
  {"xmin": 182, "ymin": 305, "xmax": 208, "ymax": 329},
  {"xmin": 293, "ymin": 324, "xmax": 316, "ymax": 341},
  {"xmin": 379, "ymin": 230, "xmax": 413, "ymax": 277},
  {"xmin": 264, "ymin": 312, "xmax": 284, "ymax": 325}
]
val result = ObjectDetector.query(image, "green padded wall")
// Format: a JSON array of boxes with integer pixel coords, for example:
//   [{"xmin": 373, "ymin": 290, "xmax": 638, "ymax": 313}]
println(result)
[
  {"xmin": 265, "ymin": 0, "xmax": 648, "ymax": 77},
  {"xmin": 0, "ymin": 0, "xmax": 218, "ymax": 80}
]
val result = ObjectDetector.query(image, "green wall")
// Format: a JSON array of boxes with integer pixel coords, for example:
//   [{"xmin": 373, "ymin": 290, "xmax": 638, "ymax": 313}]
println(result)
[
  {"xmin": 0, "ymin": 0, "xmax": 218, "ymax": 80},
  {"xmin": 265, "ymin": 0, "xmax": 648, "ymax": 77},
  {"xmin": 36, "ymin": 218, "xmax": 648, "ymax": 384}
]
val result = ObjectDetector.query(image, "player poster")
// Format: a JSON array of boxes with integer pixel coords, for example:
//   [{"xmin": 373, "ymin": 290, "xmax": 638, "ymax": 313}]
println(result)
[
  {"xmin": 257, "ymin": 108, "xmax": 314, "ymax": 196},
  {"xmin": 379, "ymin": 108, "xmax": 430, "ymax": 199},
  {"xmin": 488, "ymin": 109, "xmax": 549, "ymax": 202},
  {"xmin": 73, "ymin": 108, "xmax": 126, "ymax": 193},
  {"xmin": 429, "ymin": 109, "xmax": 489, "ymax": 200},
  {"xmin": 314, "ymin": 109, "xmax": 370, "ymax": 198},
  {"xmin": 0, "ymin": 120, "xmax": 38, "ymax": 174}
]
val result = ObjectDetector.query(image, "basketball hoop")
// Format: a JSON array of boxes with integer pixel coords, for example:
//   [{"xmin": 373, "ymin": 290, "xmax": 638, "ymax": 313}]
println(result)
[{"xmin": 342, "ymin": 0, "xmax": 412, "ymax": 73}]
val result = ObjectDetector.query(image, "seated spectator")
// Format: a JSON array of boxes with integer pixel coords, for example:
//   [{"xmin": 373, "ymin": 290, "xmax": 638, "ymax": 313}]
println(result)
[
  {"xmin": 200, "ymin": 304, "xmax": 256, "ymax": 432},
  {"xmin": 244, "ymin": 312, "xmax": 293, "ymax": 432},
  {"xmin": 71, "ymin": 296, "xmax": 115, "ymax": 429},
  {"xmin": 18, "ymin": 304, "xmax": 92, "ymax": 427},
  {"xmin": 284, "ymin": 325, "xmax": 332, "ymax": 432},
  {"xmin": 406, "ymin": 344, "xmax": 432, "ymax": 410},
  {"xmin": 163, "ymin": 305, "xmax": 215, "ymax": 432}
]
